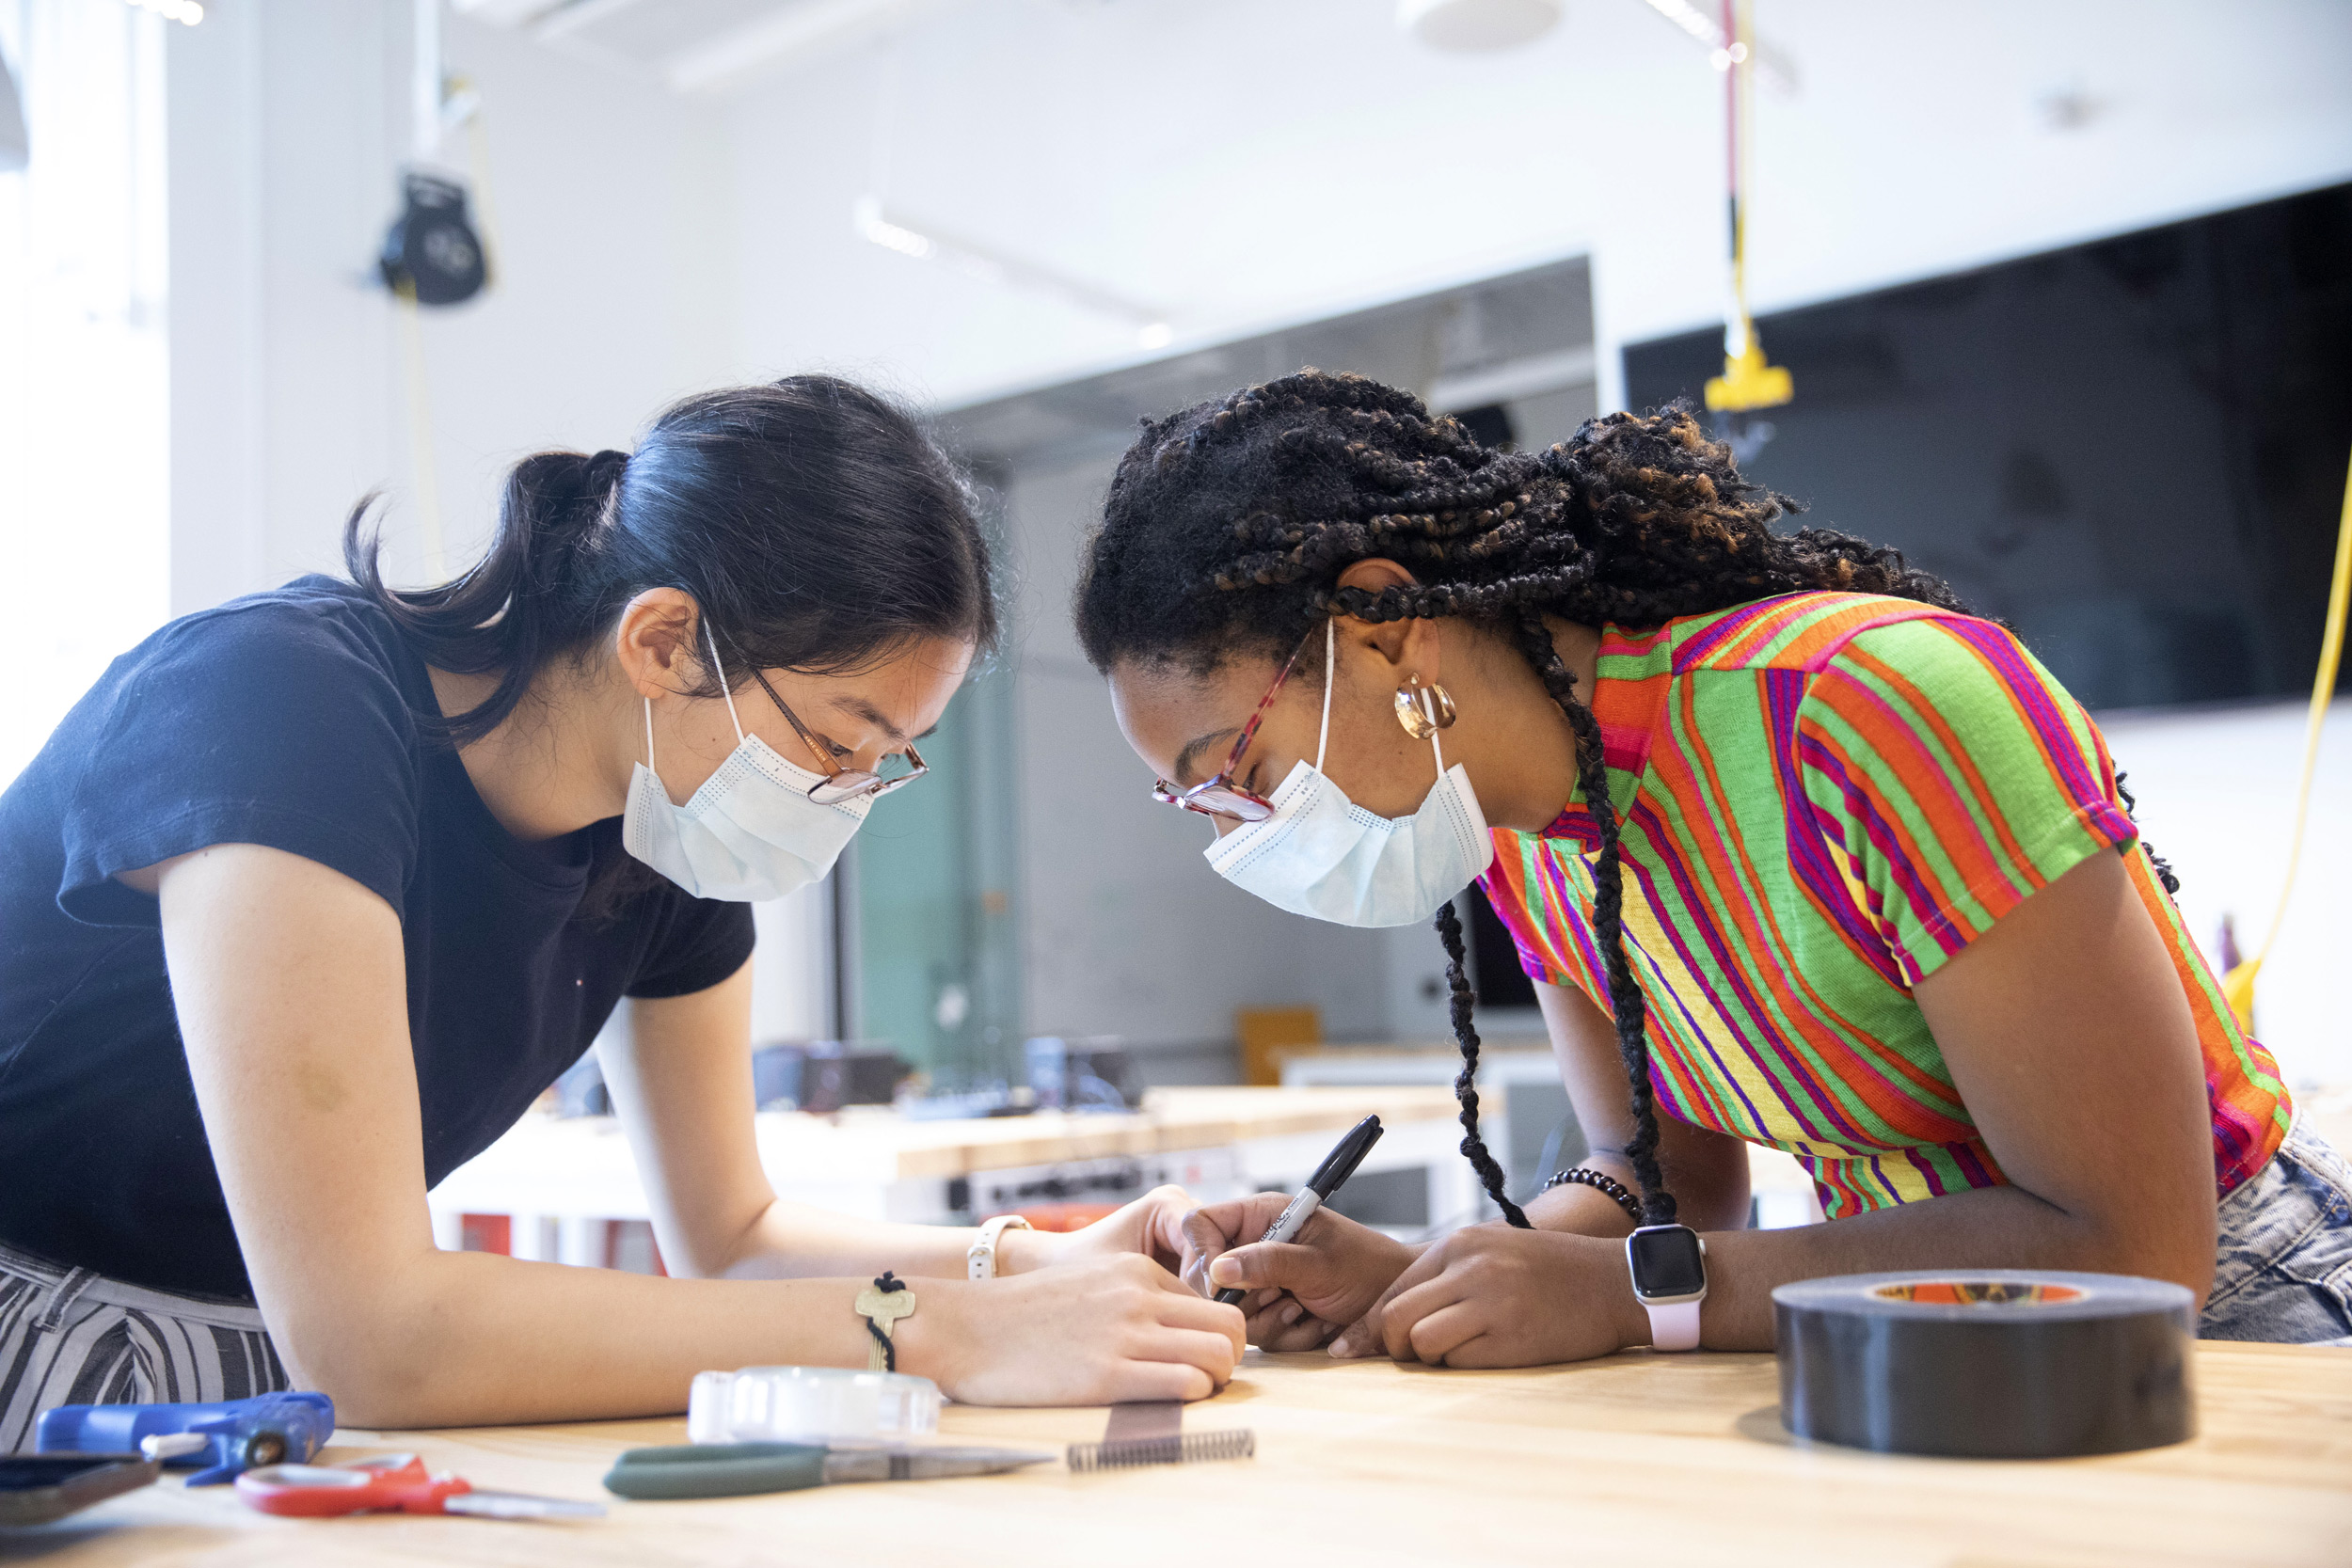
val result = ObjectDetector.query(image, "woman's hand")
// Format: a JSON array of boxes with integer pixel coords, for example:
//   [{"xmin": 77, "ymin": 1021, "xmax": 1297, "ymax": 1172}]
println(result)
[
  {"xmin": 1327, "ymin": 1225, "xmax": 1646, "ymax": 1367},
  {"xmin": 1176, "ymin": 1195, "xmax": 1418, "ymax": 1351},
  {"xmin": 916, "ymin": 1253, "xmax": 1247, "ymax": 1405},
  {"xmin": 1019, "ymin": 1185, "xmax": 1199, "ymax": 1276}
]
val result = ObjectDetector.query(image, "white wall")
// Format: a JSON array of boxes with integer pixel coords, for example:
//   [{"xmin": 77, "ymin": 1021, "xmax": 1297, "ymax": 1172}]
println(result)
[
  {"xmin": 0, "ymin": 0, "xmax": 171, "ymax": 786},
  {"xmin": 167, "ymin": 1, "xmax": 736, "ymax": 610},
  {"xmin": 720, "ymin": 0, "xmax": 2352, "ymax": 408},
  {"xmin": 2099, "ymin": 701, "xmax": 2352, "ymax": 1090},
  {"xmin": 161, "ymin": 1, "xmax": 792, "ymax": 1032}
]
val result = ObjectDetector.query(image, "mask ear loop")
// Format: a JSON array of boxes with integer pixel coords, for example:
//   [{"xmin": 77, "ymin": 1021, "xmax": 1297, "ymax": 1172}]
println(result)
[
  {"xmin": 1428, "ymin": 623, "xmax": 1446, "ymax": 779},
  {"xmin": 1314, "ymin": 617, "xmax": 1335, "ymax": 773},
  {"xmin": 702, "ymin": 617, "xmax": 746, "ymax": 744}
]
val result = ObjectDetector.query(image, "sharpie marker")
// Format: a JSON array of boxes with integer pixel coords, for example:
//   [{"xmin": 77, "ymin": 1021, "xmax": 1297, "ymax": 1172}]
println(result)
[{"xmin": 1213, "ymin": 1114, "xmax": 1384, "ymax": 1307}]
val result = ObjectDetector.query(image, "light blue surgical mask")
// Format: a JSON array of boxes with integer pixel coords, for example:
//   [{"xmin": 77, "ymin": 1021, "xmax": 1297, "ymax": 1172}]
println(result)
[
  {"xmin": 620, "ymin": 629, "xmax": 872, "ymax": 903},
  {"xmin": 1204, "ymin": 619, "xmax": 1494, "ymax": 927}
]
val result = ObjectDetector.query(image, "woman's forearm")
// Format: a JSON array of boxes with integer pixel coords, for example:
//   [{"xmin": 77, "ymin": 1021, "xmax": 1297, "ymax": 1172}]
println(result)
[
  {"xmin": 299, "ymin": 1226, "xmax": 1235, "ymax": 1426},
  {"xmin": 1522, "ymin": 1177, "xmax": 1640, "ymax": 1237},
  {"xmin": 1694, "ymin": 1183, "xmax": 2214, "ymax": 1351},
  {"xmin": 294, "ymin": 1244, "xmax": 953, "ymax": 1428}
]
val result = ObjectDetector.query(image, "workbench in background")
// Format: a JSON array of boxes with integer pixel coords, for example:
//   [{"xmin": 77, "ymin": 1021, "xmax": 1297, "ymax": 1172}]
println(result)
[
  {"xmin": 1282, "ymin": 1042, "xmax": 1831, "ymax": 1227},
  {"xmin": 26, "ymin": 1342, "xmax": 2350, "ymax": 1567},
  {"xmin": 427, "ymin": 1085, "xmax": 1484, "ymax": 1265}
]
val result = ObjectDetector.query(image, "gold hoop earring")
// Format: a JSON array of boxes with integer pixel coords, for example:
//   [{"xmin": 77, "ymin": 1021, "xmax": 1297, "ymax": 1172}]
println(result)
[{"xmin": 1394, "ymin": 679, "xmax": 1457, "ymax": 739}]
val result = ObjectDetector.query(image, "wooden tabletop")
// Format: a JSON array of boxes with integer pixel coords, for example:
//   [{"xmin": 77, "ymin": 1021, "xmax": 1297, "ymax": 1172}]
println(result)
[{"xmin": 18, "ymin": 1341, "xmax": 2347, "ymax": 1568}]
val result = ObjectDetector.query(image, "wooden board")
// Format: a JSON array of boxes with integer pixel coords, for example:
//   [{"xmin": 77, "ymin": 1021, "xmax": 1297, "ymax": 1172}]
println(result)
[{"xmin": 22, "ymin": 1342, "xmax": 2348, "ymax": 1567}]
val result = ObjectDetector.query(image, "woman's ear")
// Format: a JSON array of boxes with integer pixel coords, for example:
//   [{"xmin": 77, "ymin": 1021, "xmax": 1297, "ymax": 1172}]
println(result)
[
  {"xmin": 1332, "ymin": 559, "xmax": 1444, "ymax": 684},
  {"xmin": 615, "ymin": 588, "xmax": 703, "ymax": 699}
]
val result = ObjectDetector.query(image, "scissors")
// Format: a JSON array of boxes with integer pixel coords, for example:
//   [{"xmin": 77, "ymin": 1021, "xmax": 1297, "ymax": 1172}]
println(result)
[
  {"xmin": 603, "ymin": 1441, "xmax": 1052, "ymax": 1499},
  {"xmin": 234, "ymin": 1453, "xmax": 605, "ymax": 1520}
]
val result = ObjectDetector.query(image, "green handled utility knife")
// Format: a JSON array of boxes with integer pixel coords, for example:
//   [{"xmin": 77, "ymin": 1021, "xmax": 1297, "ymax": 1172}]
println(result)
[{"xmin": 603, "ymin": 1442, "xmax": 1052, "ymax": 1500}]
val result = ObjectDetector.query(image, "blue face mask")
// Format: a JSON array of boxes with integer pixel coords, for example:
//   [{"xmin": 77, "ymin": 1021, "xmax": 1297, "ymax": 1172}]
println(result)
[{"xmin": 620, "ymin": 629, "xmax": 872, "ymax": 903}]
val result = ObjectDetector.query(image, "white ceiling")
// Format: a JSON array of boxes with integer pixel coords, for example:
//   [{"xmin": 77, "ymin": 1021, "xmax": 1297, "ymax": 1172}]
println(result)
[
  {"xmin": 441, "ymin": 0, "xmax": 2352, "ymax": 409},
  {"xmin": 453, "ymin": 0, "xmax": 952, "ymax": 93},
  {"xmin": 453, "ymin": 0, "xmax": 1758, "ymax": 98}
]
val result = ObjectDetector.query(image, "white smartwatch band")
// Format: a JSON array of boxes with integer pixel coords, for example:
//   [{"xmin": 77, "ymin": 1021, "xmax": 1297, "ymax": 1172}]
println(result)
[
  {"xmin": 1644, "ymin": 1300, "xmax": 1702, "ymax": 1352},
  {"xmin": 966, "ymin": 1214, "xmax": 1032, "ymax": 1281}
]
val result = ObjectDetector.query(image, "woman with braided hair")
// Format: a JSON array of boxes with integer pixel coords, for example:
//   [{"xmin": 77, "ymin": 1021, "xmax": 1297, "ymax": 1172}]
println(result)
[{"xmin": 1077, "ymin": 369, "xmax": 2352, "ymax": 1364}]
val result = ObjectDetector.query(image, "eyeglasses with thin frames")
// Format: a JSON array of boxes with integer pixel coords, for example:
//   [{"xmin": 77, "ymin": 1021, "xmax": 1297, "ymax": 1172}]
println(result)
[
  {"xmin": 745, "ymin": 668, "xmax": 929, "ymax": 806},
  {"xmin": 1150, "ymin": 625, "xmax": 1318, "ymax": 824}
]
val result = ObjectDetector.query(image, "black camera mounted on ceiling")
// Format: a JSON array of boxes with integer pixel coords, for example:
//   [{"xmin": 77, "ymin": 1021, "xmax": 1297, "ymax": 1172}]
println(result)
[{"xmin": 379, "ymin": 170, "xmax": 487, "ymax": 308}]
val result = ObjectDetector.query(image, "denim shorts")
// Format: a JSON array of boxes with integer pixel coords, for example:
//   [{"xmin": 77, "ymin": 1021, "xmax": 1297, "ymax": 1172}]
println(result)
[{"xmin": 2199, "ymin": 1120, "xmax": 2352, "ymax": 1345}]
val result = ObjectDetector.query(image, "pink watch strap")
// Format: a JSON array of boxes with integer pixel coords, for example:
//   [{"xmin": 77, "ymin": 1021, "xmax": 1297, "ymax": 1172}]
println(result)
[{"xmin": 1645, "ymin": 1300, "xmax": 1702, "ymax": 1352}]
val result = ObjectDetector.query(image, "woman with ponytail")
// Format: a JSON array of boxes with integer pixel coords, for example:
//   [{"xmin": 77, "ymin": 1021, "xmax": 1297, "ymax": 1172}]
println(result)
[
  {"xmin": 1075, "ymin": 370, "xmax": 2350, "ymax": 1366},
  {"xmin": 0, "ymin": 375, "xmax": 1241, "ymax": 1449}
]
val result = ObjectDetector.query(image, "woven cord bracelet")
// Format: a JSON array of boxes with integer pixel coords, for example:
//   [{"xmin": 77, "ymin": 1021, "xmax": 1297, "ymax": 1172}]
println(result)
[{"xmin": 1543, "ymin": 1166, "xmax": 1645, "ymax": 1227}]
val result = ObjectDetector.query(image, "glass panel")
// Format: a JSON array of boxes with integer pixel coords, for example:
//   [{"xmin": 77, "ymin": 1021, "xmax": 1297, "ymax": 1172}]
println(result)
[{"xmin": 852, "ymin": 644, "xmax": 1022, "ymax": 1089}]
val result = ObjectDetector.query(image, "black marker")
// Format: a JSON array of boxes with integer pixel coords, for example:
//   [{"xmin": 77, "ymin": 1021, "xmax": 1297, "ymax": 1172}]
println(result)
[{"xmin": 1213, "ymin": 1114, "xmax": 1384, "ymax": 1307}]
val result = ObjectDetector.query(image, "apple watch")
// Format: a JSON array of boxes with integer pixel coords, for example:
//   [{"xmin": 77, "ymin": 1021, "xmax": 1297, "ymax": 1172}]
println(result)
[
  {"xmin": 1625, "ymin": 1223, "xmax": 1708, "ymax": 1351},
  {"xmin": 966, "ymin": 1213, "xmax": 1032, "ymax": 1281}
]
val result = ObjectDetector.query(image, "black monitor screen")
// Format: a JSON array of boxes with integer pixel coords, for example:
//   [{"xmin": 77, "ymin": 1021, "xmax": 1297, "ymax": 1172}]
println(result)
[{"xmin": 1622, "ymin": 183, "xmax": 2352, "ymax": 713}]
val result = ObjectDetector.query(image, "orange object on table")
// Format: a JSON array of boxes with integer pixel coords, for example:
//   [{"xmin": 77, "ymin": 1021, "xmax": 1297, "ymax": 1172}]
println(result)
[{"xmin": 1235, "ymin": 1006, "xmax": 1321, "ymax": 1087}]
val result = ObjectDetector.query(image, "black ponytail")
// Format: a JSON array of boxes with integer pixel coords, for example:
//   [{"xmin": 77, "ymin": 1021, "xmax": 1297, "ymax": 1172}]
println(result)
[{"xmin": 345, "ymin": 374, "xmax": 995, "ymax": 748}]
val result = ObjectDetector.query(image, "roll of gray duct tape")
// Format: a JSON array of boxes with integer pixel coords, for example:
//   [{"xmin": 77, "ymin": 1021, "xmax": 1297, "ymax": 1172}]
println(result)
[{"xmin": 1772, "ymin": 1270, "xmax": 2197, "ymax": 1459}]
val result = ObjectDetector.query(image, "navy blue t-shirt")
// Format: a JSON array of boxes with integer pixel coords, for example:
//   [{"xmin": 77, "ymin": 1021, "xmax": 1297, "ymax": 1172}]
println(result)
[{"xmin": 0, "ymin": 577, "xmax": 755, "ymax": 1300}]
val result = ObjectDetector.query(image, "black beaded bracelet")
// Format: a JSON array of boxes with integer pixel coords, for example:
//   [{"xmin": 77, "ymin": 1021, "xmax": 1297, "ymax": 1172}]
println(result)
[{"xmin": 1543, "ymin": 1166, "xmax": 1644, "ymax": 1226}]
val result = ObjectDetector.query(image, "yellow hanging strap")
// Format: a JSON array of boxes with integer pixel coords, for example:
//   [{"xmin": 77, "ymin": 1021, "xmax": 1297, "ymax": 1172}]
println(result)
[
  {"xmin": 2221, "ymin": 443, "xmax": 2352, "ymax": 1030},
  {"xmin": 1703, "ymin": 0, "xmax": 1791, "ymax": 416}
]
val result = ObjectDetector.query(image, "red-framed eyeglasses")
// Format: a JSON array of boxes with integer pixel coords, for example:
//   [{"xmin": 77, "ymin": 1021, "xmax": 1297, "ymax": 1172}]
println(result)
[{"xmin": 1151, "ymin": 626, "xmax": 1318, "ymax": 823}]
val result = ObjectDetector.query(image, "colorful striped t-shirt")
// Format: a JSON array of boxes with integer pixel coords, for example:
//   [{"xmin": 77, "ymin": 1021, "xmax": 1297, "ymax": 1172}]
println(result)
[{"xmin": 1481, "ymin": 592, "xmax": 2293, "ymax": 1217}]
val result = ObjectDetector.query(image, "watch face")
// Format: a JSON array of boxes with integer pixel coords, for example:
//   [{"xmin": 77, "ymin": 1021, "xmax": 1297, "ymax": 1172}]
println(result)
[{"xmin": 1628, "ymin": 1225, "xmax": 1707, "ymax": 1298}]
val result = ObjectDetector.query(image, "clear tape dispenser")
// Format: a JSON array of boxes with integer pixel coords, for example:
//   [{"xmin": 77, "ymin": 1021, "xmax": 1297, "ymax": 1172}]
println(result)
[{"xmin": 687, "ymin": 1367, "xmax": 942, "ymax": 1447}]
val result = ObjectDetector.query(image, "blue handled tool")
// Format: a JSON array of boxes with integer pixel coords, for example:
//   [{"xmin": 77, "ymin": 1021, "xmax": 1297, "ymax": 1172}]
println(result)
[{"xmin": 36, "ymin": 1392, "xmax": 335, "ymax": 1486}]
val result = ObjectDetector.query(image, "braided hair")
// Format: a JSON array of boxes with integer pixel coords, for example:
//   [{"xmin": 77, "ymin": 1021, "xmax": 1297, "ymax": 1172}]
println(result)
[{"xmin": 1074, "ymin": 371, "xmax": 1990, "ymax": 1229}]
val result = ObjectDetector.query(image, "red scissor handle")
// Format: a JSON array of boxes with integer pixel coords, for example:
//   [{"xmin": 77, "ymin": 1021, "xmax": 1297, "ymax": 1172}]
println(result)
[{"xmin": 235, "ymin": 1455, "xmax": 474, "ymax": 1516}]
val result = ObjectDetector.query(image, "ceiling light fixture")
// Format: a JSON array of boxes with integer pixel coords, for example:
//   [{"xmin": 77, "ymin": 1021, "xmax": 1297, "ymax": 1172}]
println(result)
[
  {"xmin": 854, "ymin": 24, "xmax": 1168, "ymax": 349},
  {"xmin": 1397, "ymin": 0, "xmax": 1562, "ymax": 53},
  {"xmin": 852, "ymin": 197, "xmax": 1170, "ymax": 347},
  {"xmin": 122, "ymin": 0, "xmax": 204, "ymax": 24}
]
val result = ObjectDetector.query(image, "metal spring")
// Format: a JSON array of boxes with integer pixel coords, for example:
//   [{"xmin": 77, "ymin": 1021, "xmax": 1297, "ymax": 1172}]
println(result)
[{"xmin": 1065, "ymin": 1428, "xmax": 1256, "ymax": 1472}]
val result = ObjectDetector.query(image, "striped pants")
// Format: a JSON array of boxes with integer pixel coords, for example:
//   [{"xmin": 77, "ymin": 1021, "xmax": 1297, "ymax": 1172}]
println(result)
[{"xmin": 0, "ymin": 1243, "xmax": 288, "ymax": 1454}]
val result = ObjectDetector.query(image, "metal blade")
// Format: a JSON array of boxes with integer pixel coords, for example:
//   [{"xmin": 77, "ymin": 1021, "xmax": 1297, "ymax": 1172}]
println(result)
[
  {"xmin": 442, "ymin": 1491, "xmax": 608, "ymax": 1520},
  {"xmin": 139, "ymin": 1433, "xmax": 210, "ymax": 1462},
  {"xmin": 821, "ymin": 1446, "xmax": 1054, "ymax": 1483}
]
